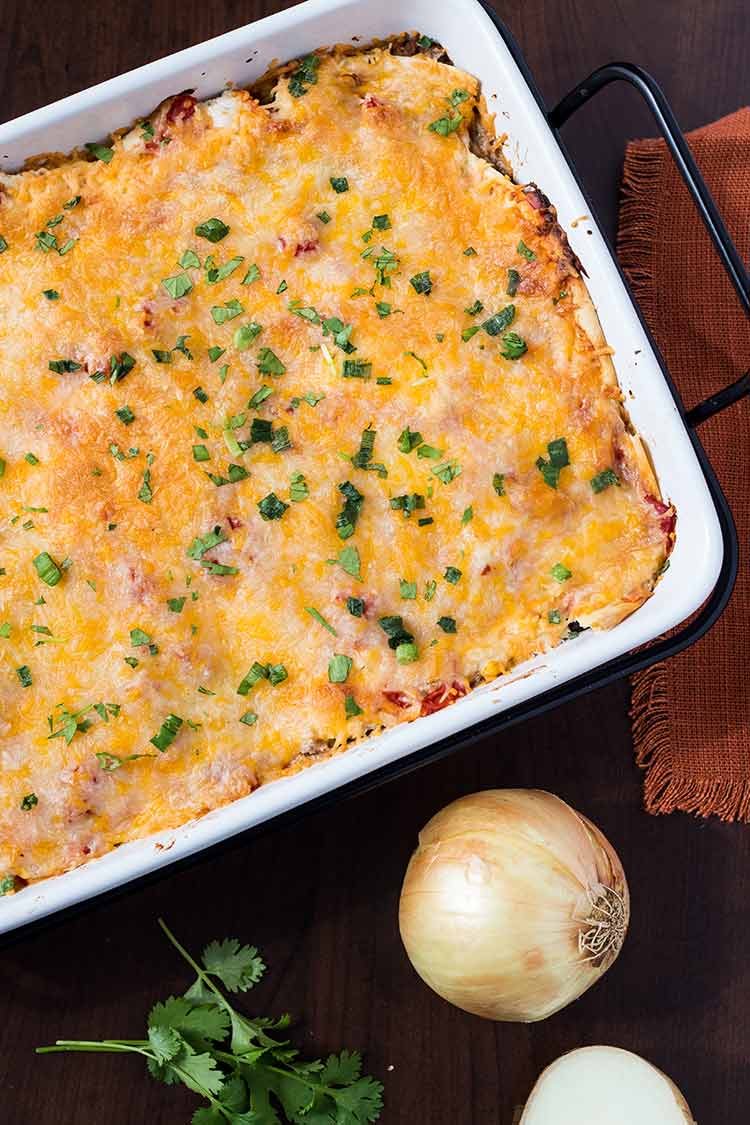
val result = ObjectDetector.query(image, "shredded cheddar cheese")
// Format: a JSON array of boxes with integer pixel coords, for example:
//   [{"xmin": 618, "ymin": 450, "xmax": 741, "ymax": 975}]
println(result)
[{"xmin": 0, "ymin": 41, "xmax": 672, "ymax": 888}]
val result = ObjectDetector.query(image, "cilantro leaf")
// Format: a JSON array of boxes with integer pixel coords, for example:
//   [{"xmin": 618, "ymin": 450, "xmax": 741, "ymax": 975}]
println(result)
[
  {"xmin": 148, "ymin": 1025, "xmax": 183, "ymax": 1062},
  {"xmin": 320, "ymin": 1049, "xmax": 362, "ymax": 1086},
  {"xmin": 201, "ymin": 938, "xmax": 266, "ymax": 992},
  {"xmin": 149, "ymin": 997, "xmax": 231, "ymax": 1049},
  {"xmin": 36, "ymin": 920, "xmax": 384, "ymax": 1124}
]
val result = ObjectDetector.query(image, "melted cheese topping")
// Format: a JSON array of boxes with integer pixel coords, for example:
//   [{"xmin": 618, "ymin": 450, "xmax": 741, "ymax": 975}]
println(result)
[{"xmin": 0, "ymin": 47, "xmax": 671, "ymax": 886}]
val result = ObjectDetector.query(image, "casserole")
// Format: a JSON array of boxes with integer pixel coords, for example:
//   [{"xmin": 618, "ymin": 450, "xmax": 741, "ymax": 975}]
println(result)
[{"xmin": 0, "ymin": 0, "xmax": 746, "ymax": 939}]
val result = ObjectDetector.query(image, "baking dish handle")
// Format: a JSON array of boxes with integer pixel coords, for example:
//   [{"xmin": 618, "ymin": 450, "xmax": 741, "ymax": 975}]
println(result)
[{"xmin": 548, "ymin": 62, "xmax": 750, "ymax": 426}]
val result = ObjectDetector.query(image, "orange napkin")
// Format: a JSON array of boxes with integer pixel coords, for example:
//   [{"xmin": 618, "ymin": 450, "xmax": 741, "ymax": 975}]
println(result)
[{"xmin": 619, "ymin": 108, "xmax": 750, "ymax": 819}]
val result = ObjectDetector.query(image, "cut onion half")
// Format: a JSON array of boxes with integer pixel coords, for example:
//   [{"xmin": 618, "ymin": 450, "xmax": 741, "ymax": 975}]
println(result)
[{"xmin": 519, "ymin": 1046, "xmax": 696, "ymax": 1124}]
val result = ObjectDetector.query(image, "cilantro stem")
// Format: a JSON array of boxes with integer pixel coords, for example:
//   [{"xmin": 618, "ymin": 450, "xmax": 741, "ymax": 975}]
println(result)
[
  {"xmin": 37, "ymin": 1039, "xmax": 230, "ymax": 1115},
  {"xmin": 157, "ymin": 916, "xmax": 232, "ymax": 1012},
  {"xmin": 36, "ymin": 1040, "xmax": 149, "ymax": 1054}
]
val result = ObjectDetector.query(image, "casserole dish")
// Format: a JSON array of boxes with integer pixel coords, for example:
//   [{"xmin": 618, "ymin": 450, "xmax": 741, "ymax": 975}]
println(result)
[{"xmin": 1, "ymin": 0, "xmax": 747, "ymax": 940}]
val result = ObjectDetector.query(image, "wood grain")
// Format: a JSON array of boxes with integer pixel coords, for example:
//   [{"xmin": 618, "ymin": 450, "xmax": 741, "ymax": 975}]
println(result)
[{"xmin": 0, "ymin": 2, "xmax": 747, "ymax": 1121}]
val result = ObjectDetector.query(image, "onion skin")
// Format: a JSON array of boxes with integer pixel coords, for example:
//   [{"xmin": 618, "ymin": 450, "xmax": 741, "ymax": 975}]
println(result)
[{"xmin": 398, "ymin": 789, "xmax": 629, "ymax": 1022}]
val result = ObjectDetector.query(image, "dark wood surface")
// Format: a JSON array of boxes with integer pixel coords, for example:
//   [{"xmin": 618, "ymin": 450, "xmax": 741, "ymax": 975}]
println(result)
[{"xmin": 1, "ymin": 1, "xmax": 747, "ymax": 1121}]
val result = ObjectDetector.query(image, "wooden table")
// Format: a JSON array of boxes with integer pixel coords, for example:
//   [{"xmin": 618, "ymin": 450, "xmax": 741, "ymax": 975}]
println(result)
[{"xmin": 1, "ymin": 2, "xmax": 747, "ymax": 1120}]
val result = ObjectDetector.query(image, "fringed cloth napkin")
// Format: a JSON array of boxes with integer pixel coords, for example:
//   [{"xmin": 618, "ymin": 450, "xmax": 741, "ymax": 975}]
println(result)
[{"xmin": 619, "ymin": 108, "xmax": 750, "ymax": 820}]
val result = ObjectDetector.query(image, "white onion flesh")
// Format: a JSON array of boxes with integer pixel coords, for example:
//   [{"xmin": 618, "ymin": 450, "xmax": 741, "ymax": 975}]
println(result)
[
  {"xmin": 398, "ymin": 789, "xmax": 629, "ymax": 1022},
  {"xmin": 520, "ymin": 1047, "xmax": 696, "ymax": 1124}
]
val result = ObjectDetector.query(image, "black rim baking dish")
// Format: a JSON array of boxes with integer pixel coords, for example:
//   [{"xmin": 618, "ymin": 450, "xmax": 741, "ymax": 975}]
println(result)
[{"xmin": 3, "ymin": 8, "xmax": 749, "ymax": 946}]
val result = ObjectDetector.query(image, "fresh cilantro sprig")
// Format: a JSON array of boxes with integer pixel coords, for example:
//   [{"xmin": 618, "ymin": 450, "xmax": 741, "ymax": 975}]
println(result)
[{"xmin": 37, "ymin": 919, "xmax": 384, "ymax": 1125}]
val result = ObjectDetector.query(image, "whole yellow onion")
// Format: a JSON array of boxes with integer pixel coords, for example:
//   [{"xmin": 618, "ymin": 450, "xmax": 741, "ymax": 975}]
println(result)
[{"xmin": 398, "ymin": 789, "xmax": 629, "ymax": 1021}]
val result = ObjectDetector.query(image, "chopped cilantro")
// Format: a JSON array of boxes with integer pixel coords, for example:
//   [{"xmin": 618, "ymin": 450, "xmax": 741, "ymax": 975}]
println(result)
[
  {"xmin": 517, "ymin": 239, "xmax": 535, "ymax": 260},
  {"xmin": 444, "ymin": 566, "xmax": 462, "ymax": 584},
  {"xmin": 507, "ymin": 268, "xmax": 520, "ymax": 296},
  {"xmin": 233, "ymin": 322, "xmax": 263, "ymax": 350},
  {"xmin": 206, "ymin": 256, "xmax": 244, "ymax": 285},
  {"xmin": 328, "ymin": 653, "xmax": 352, "ymax": 683},
  {"xmin": 268, "ymin": 664, "xmax": 287, "ymax": 685},
  {"xmin": 336, "ymin": 481, "xmax": 364, "ymax": 540},
  {"xmin": 270, "ymin": 426, "xmax": 291, "ymax": 453},
  {"xmin": 347, "ymin": 597, "xmax": 365, "ymax": 617},
  {"xmin": 536, "ymin": 438, "xmax": 569, "ymax": 489},
  {"xmin": 167, "ymin": 596, "xmax": 186, "ymax": 613},
  {"xmin": 437, "ymin": 616, "xmax": 457, "ymax": 633},
  {"xmin": 43, "ymin": 288, "xmax": 60, "ymax": 300},
  {"xmin": 211, "ymin": 299, "xmax": 243, "ymax": 325},
  {"xmin": 398, "ymin": 428, "xmax": 423, "ymax": 454},
  {"xmin": 482, "ymin": 306, "xmax": 515, "ymax": 336},
  {"xmin": 187, "ymin": 526, "xmax": 226, "ymax": 560},
  {"xmin": 115, "ymin": 405, "xmax": 135, "ymax": 425},
  {"xmin": 379, "ymin": 615, "xmax": 414, "ymax": 651},
  {"xmin": 551, "ymin": 562, "xmax": 572, "ymax": 582},
  {"xmin": 591, "ymin": 468, "xmax": 620, "ymax": 493},
  {"xmin": 195, "ymin": 218, "xmax": 229, "ymax": 242},
  {"xmin": 305, "ymin": 606, "xmax": 337, "ymax": 636},
  {"xmin": 85, "ymin": 142, "xmax": 114, "ymax": 162},
  {"xmin": 432, "ymin": 460, "xmax": 461, "ymax": 484},
  {"xmin": 330, "ymin": 177, "xmax": 349, "ymax": 193},
  {"xmin": 49, "ymin": 358, "xmax": 82, "ymax": 374},
  {"xmin": 289, "ymin": 472, "xmax": 308, "ymax": 502},
  {"xmin": 16, "ymin": 665, "xmax": 32, "ymax": 688},
  {"xmin": 288, "ymin": 53, "xmax": 320, "ymax": 98},
  {"xmin": 33, "ymin": 552, "xmax": 62, "ymax": 586},
  {"xmin": 342, "ymin": 359, "xmax": 371, "ymax": 379},
  {"xmin": 389, "ymin": 493, "xmax": 425, "ymax": 518},
  {"xmin": 345, "ymin": 694, "xmax": 363, "ymax": 718},
  {"xmin": 256, "ymin": 348, "xmax": 286, "ymax": 376},
  {"xmin": 501, "ymin": 331, "xmax": 527, "ymax": 359},
  {"xmin": 162, "ymin": 273, "xmax": 193, "ymax": 299},
  {"xmin": 399, "ymin": 580, "xmax": 417, "ymax": 600},
  {"xmin": 548, "ymin": 609, "xmax": 562, "ymax": 624},
  {"xmin": 137, "ymin": 467, "xmax": 153, "ymax": 504},
  {"xmin": 248, "ymin": 385, "xmax": 274, "ymax": 409},
  {"xmin": 150, "ymin": 713, "xmax": 183, "ymax": 752},
  {"xmin": 338, "ymin": 544, "xmax": 362, "ymax": 579},
  {"xmin": 237, "ymin": 663, "xmax": 269, "ymax": 695},
  {"xmin": 257, "ymin": 493, "xmax": 288, "ymax": 521},
  {"xmin": 492, "ymin": 472, "xmax": 506, "ymax": 496},
  {"xmin": 242, "ymin": 263, "xmax": 260, "ymax": 285},
  {"xmin": 409, "ymin": 270, "xmax": 432, "ymax": 295},
  {"xmin": 179, "ymin": 249, "xmax": 201, "ymax": 269}
]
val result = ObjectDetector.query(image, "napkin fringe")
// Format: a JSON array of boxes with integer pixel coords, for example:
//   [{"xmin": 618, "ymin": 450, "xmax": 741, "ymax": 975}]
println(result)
[
  {"xmin": 618, "ymin": 142, "xmax": 661, "ymax": 326},
  {"xmin": 631, "ymin": 664, "xmax": 750, "ymax": 821}
]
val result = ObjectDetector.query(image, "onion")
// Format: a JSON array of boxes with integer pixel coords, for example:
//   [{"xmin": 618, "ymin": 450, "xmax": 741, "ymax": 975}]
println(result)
[
  {"xmin": 398, "ymin": 789, "xmax": 629, "ymax": 1021},
  {"xmin": 520, "ymin": 1046, "xmax": 696, "ymax": 1124}
]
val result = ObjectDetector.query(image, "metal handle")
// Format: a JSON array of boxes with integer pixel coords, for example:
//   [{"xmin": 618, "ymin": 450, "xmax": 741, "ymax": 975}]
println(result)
[{"xmin": 549, "ymin": 62, "xmax": 750, "ymax": 424}]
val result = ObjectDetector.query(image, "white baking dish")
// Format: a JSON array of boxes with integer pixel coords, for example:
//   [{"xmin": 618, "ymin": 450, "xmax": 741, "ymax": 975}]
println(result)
[{"xmin": 0, "ymin": 0, "xmax": 725, "ymax": 937}]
